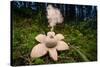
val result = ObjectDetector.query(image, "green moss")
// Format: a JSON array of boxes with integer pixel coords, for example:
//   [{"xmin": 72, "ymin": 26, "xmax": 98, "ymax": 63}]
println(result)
[{"xmin": 34, "ymin": 58, "xmax": 45, "ymax": 64}]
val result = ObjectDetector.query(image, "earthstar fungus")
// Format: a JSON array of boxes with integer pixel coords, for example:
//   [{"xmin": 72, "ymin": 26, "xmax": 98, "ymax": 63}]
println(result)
[{"xmin": 30, "ymin": 32, "xmax": 69, "ymax": 61}]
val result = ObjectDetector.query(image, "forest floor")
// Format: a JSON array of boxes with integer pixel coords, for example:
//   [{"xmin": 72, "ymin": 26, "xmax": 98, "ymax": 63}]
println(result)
[{"xmin": 12, "ymin": 12, "xmax": 97, "ymax": 66}]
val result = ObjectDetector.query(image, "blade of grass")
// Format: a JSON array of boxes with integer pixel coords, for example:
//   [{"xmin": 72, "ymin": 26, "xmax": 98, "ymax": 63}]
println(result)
[{"xmin": 70, "ymin": 45, "xmax": 89, "ymax": 62}]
